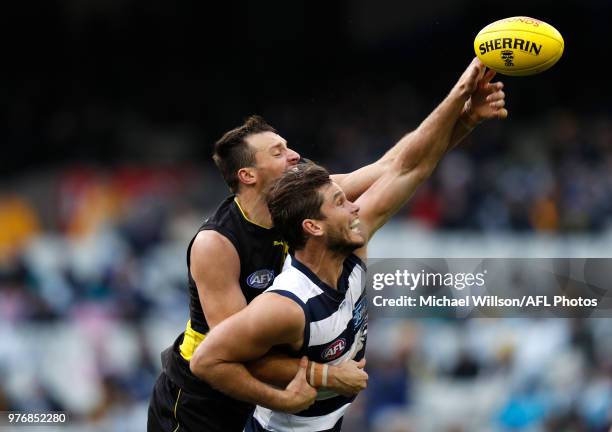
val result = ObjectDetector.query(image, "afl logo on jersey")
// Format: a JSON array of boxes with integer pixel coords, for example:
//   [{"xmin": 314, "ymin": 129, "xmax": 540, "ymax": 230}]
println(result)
[
  {"xmin": 322, "ymin": 338, "xmax": 347, "ymax": 361},
  {"xmin": 246, "ymin": 269, "xmax": 275, "ymax": 289}
]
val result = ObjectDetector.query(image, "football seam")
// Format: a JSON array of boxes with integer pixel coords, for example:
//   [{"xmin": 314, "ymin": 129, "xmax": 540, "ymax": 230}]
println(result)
[
  {"xmin": 477, "ymin": 27, "xmax": 563, "ymax": 44},
  {"xmin": 506, "ymin": 51, "xmax": 563, "ymax": 73}
]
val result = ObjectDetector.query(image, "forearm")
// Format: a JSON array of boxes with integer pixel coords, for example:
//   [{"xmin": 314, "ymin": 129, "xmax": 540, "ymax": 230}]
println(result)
[
  {"xmin": 192, "ymin": 359, "xmax": 288, "ymax": 410},
  {"xmin": 447, "ymin": 102, "xmax": 481, "ymax": 152},
  {"xmin": 337, "ymin": 95, "xmax": 465, "ymax": 199},
  {"xmin": 380, "ymin": 81, "xmax": 473, "ymax": 167},
  {"xmin": 247, "ymin": 353, "xmax": 300, "ymax": 388},
  {"xmin": 449, "ymin": 66, "xmax": 509, "ymax": 151},
  {"xmin": 335, "ymin": 129, "xmax": 418, "ymax": 201},
  {"xmin": 397, "ymin": 89, "xmax": 467, "ymax": 174},
  {"xmin": 332, "ymin": 159, "xmax": 393, "ymax": 202},
  {"xmin": 380, "ymin": 130, "xmax": 416, "ymax": 163},
  {"xmin": 366, "ymin": 100, "xmax": 465, "ymax": 174},
  {"xmin": 354, "ymin": 87, "xmax": 475, "ymax": 235},
  {"xmin": 248, "ymin": 355, "xmax": 333, "ymax": 390},
  {"xmin": 339, "ymin": 60, "xmax": 498, "ymax": 199}
]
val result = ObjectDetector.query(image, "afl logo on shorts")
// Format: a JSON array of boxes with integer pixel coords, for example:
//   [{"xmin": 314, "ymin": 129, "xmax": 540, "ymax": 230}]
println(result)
[
  {"xmin": 322, "ymin": 338, "xmax": 346, "ymax": 361},
  {"xmin": 246, "ymin": 269, "xmax": 274, "ymax": 289}
]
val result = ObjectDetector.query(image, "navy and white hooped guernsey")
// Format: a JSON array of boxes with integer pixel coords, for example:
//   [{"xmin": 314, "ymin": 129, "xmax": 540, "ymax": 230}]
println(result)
[{"xmin": 247, "ymin": 254, "xmax": 368, "ymax": 432}]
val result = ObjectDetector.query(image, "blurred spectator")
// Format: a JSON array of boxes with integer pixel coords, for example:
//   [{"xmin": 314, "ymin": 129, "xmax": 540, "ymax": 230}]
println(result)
[
  {"xmin": 496, "ymin": 378, "xmax": 549, "ymax": 430},
  {"xmin": 449, "ymin": 349, "xmax": 481, "ymax": 380},
  {"xmin": 0, "ymin": 193, "xmax": 40, "ymax": 262}
]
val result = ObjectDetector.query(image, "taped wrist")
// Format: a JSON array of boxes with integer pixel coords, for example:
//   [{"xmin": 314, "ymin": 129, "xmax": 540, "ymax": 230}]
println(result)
[{"xmin": 307, "ymin": 361, "xmax": 330, "ymax": 388}]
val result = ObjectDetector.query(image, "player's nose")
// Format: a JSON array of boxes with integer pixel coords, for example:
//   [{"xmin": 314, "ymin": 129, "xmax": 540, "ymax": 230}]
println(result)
[{"xmin": 287, "ymin": 148, "xmax": 300, "ymax": 165}]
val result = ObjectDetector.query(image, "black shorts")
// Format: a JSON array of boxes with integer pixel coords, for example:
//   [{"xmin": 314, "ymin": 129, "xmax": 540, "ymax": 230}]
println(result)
[
  {"xmin": 147, "ymin": 372, "xmax": 253, "ymax": 432},
  {"xmin": 147, "ymin": 336, "xmax": 254, "ymax": 432}
]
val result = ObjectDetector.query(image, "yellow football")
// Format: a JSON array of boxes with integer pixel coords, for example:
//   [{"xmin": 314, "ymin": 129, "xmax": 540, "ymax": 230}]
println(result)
[{"xmin": 474, "ymin": 16, "xmax": 564, "ymax": 76}]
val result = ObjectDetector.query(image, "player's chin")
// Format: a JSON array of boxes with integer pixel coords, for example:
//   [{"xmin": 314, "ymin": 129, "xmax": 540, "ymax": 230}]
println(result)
[{"xmin": 349, "ymin": 232, "xmax": 366, "ymax": 249}]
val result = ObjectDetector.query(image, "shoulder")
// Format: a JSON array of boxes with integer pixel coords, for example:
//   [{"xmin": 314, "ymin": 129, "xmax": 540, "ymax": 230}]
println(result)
[
  {"xmin": 192, "ymin": 229, "xmax": 236, "ymax": 255},
  {"xmin": 252, "ymin": 291, "xmax": 305, "ymax": 317},
  {"xmin": 204, "ymin": 195, "xmax": 236, "ymax": 222},
  {"xmin": 201, "ymin": 197, "xmax": 244, "ymax": 241},
  {"xmin": 190, "ymin": 230, "xmax": 240, "ymax": 273},
  {"xmin": 266, "ymin": 267, "xmax": 321, "ymax": 304}
]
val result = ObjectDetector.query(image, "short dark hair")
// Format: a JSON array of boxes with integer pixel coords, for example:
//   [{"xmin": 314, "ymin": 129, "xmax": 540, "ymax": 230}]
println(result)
[
  {"xmin": 266, "ymin": 162, "xmax": 331, "ymax": 250},
  {"xmin": 213, "ymin": 115, "xmax": 277, "ymax": 193}
]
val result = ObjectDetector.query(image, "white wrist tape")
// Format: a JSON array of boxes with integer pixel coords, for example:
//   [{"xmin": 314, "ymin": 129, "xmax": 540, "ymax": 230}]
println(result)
[{"xmin": 322, "ymin": 364, "xmax": 329, "ymax": 387}]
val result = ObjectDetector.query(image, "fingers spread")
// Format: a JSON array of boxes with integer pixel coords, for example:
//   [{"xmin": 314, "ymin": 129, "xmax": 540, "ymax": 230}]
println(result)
[
  {"xmin": 486, "ymin": 90, "xmax": 505, "ymax": 102},
  {"xmin": 476, "ymin": 65, "xmax": 486, "ymax": 81},
  {"xmin": 483, "ymin": 81, "xmax": 504, "ymax": 95},
  {"xmin": 482, "ymin": 69, "xmax": 496, "ymax": 85},
  {"xmin": 471, "ymin": 57, "xmax": 484, "ymax": 68},
  {"xmin": 489, "ymin": 99, "xmax": 506, "ymax": 108},
  {"xmin": 469, "ymin": 64, "xmax": 482, "ymax": 82}
]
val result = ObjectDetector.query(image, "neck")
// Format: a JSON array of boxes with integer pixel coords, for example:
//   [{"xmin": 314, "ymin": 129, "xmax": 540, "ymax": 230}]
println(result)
[
  {"xmin": 294, "ymin": 242, "xmax": 347, "ymax": 290},
  {"xmin": 234, "ymin": 188, "xmax": 272, "ymax": 228}
]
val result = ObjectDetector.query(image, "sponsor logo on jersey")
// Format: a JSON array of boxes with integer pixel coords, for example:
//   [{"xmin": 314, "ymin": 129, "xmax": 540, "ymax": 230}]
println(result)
[
  {"xmin": 246, "ymin": 269, "xmax": 275, "ymax": 289},
  {"xmin": 322, "ymin": 338, "xmax": 347, "ymax": 361}
]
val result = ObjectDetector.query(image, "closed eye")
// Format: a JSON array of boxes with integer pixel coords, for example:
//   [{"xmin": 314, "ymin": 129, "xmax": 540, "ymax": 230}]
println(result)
[{"xmin": 270, "ymin": 144, "xmax": 286, "ymax": 157}]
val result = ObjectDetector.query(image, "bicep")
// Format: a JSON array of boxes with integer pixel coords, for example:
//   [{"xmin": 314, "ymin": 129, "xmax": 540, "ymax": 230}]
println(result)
[
  {"xmin": 201, "ymin": 307, "xmax": 274, "ymax": 364},
  {"xmin": 200, "ymin": 294, "xmax": 305, "ymax": 364},
  {"xmin": 190, "ymin": 231, "xmax": 247, "ymax": 329}
]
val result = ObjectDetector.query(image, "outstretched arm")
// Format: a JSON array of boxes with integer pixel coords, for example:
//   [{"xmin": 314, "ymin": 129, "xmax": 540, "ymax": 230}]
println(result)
[
  {"xmin": 355, "ymin": 58, "xmax": 507, "ymax": 242},
  {"xmin": 332, "ymin": 63, "xmax": 506, "ymax": 201},
  {"xmin": 190, "ymin": 292, "xmax": 316, "ymax": 413}
]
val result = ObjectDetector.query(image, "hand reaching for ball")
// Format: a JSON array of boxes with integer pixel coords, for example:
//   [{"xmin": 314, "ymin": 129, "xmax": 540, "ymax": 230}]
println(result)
[{"xmin": 464, "ymin": 67, "xmax": 508, "ymax": 124}]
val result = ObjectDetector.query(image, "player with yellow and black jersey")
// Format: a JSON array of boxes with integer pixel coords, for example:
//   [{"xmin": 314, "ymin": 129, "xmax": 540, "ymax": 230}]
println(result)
[{"xmin": 148, "ymin": 116, "xmax": 374, "ymax": 432}]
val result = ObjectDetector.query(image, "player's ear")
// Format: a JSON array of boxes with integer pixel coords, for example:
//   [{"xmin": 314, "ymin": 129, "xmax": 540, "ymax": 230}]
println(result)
[
  {"xmin": 302, "ymin": 219, "xmax": 324, "ymax": 238},
  {"xmin": 237, "ymin": 167, "xmax": 257, "ymax": 187}
]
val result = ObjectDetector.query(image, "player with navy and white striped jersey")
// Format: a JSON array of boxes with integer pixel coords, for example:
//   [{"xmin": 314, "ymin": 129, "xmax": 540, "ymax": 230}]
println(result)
[{"xmin": 249, "ymin": 251, "xmax": 368, "ymax": 431}]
